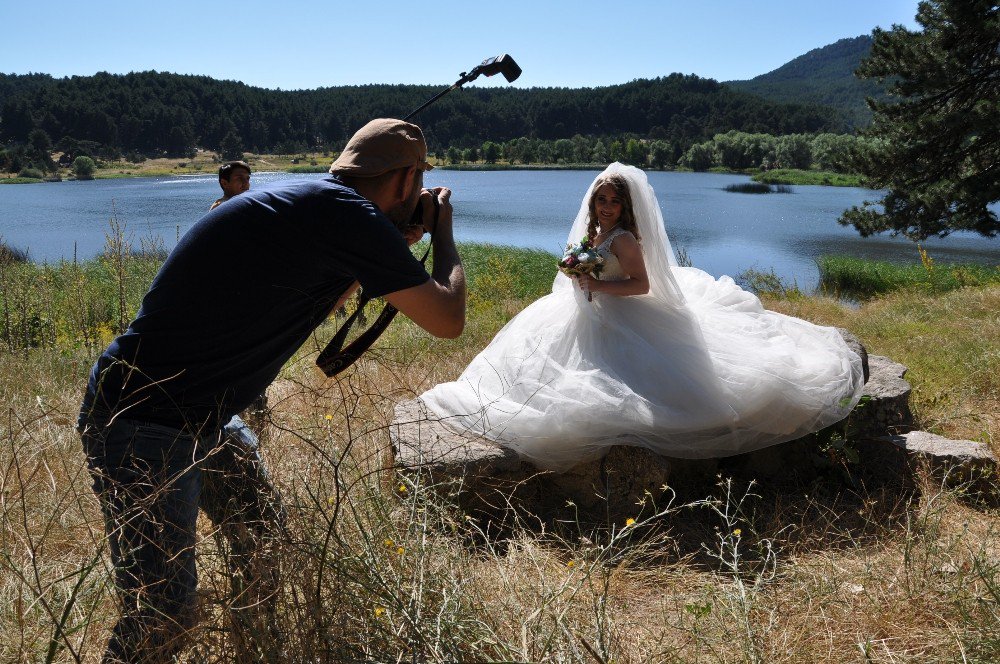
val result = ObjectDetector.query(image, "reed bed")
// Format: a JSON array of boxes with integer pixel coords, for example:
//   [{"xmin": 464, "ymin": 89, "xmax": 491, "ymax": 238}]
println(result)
[
  {"xmin": 1, "ymin": 224, "xmax": 998, "ymax": 662},
  {"xmin": 722, "ymin": 182, "xmax": 792, "ymax": 194},
  {"xmin": 818, "ymin": 251, "xmax": 1000, "ymax": 299}
]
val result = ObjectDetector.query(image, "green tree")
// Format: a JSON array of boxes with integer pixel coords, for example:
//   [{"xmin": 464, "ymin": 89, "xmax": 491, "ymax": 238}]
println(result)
[
  {"xmin": 507, "ymin": 137, "xmax": 536, "ymax": 164},
  {"xmin": 1, "ymin": 145, "xmax": 26, "ymax": 173},
  {"xmin": 72, "ymin": 155, "xmax": 97, "ymax": 179},
  {"xmin": 624, "ymin": 139, "xmax": 649, "ymax": 167},
  {"xmin": 608, "ymin": 140, "xmax": 624, "ymax": 163},
  {"xmin": 680, "ymin": 142, "xmax": 714, "ymax": 171},
  {"xmin": 481, "ymin": 141, "xmax": 502, "ymax": 164},
  {"xmin": 0, "ymin": 100, "xmax": 34, "ymax": 143},
  {"xmin": 712, "ymin": 131, "xmax": 776, "ymax": 170},
  {"xmin": 28, "ymin": 128, "xmax": 55, "ymax": 172},
  {"xmin": 220, "ymin": 130, "xmax": 244, "ymax": 161},
  {"xmin": 167, "ymin": 125, "xmax": 195, "ymax": 158},
  {"xmin": 536, "ymin": 142, "xmax": 555, "ymax": 164},
  {"xmin": 774, "ymin": 134, "xmax": 813, "ymax": 169},
  {"xmin": 553, "ymin": 138, "xmax": 575, "ymax": 164},
  {"xmin": 840, "ymin": 0, "xmax": 1000, "ymax": 238},
  {"xmin": 648, "ymin": 141, "xmax": 673, "ymax": 169},
  {"xmin": 571, "ymin": 135, "xmax": 592, "ymax": 163},
  {"xmin": 446, "ymin": 146, "xmax": 462, "ymax": 165},
  {"xmin": 590, "ymin": 140, "xmax": 609, "ymax": 164},
  {"xmin": 811, "ymin": 133, "xmax": 858, "ymax": 171}
]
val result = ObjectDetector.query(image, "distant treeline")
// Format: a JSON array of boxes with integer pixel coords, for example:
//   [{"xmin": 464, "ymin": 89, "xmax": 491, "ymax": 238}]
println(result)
[
  {"xmin": 442, "ymin": 131, "xmax": 867, "ymax": 173},
  {"xmin": 0, "ymin": 70, "xmax": 846, "ymax": 169},
  {"xmin": 678, "ymin": 130, "xmax": 868, "ymax": 172}
]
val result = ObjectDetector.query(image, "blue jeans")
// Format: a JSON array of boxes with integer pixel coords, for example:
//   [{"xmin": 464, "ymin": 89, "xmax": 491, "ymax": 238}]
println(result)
[{"xmin": 81, "ymin": 416, "xmax": 285, "ymax": 663}]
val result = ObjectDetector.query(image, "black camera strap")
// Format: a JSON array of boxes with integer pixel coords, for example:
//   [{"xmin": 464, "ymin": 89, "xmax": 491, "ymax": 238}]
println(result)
[{"xmin": 316, "ymin": 197, "xmax": 437, "ymax": 377}]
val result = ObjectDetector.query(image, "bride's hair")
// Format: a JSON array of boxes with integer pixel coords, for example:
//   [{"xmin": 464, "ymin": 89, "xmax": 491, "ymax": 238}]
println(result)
[{"xmin": 586, "ymin": 174, "xmax": 641, "ymax": 243}]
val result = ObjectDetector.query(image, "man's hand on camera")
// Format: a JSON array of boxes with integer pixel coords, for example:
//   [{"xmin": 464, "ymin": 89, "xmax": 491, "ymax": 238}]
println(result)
[{"xmin": 419, "ymin": 187, "xmax": 452, "ymax": 236}]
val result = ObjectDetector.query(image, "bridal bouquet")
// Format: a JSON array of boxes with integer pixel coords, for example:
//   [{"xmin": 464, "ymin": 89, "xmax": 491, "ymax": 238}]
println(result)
[{"xmin": 558, "ymin": 236, "xmax": 604, "ymax": 301}]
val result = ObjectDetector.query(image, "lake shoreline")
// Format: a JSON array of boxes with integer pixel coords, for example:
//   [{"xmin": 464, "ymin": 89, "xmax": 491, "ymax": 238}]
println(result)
[
  {"xmin": 4, "ymin": 169, "xmax": 995, "ymax": 289},
  {"xmin": 1, "ymin": 148, "xmax": 863, "ymax": 187}
]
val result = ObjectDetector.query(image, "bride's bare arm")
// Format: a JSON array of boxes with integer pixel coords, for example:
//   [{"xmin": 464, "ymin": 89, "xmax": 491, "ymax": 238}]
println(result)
[{"xmin": 577, "ymin": 233, "xmax": 650, "ymax": 296}]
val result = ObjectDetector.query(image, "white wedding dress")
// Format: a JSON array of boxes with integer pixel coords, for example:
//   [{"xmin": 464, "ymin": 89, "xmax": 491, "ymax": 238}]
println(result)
[{"xmin": 421, "ymin": 163, "xmax": 865, "ymax": 472}]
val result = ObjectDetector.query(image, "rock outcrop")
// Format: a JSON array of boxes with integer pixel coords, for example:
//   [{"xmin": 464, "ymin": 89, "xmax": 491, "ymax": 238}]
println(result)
[{"xmin": 390, "ymin": 330, "xmax": 997, "ymax": 519}]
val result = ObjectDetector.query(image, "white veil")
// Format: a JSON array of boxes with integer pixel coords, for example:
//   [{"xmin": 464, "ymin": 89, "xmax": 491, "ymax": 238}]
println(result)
[{"xmin": 551, "ymin": 163, "xmax": 686, "ymax": 304}]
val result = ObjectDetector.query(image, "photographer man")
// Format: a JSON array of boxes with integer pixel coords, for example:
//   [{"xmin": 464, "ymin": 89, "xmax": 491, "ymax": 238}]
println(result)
[{"xmin": 78, "ymin": 118, "xmax": 464, "ymax": 662}]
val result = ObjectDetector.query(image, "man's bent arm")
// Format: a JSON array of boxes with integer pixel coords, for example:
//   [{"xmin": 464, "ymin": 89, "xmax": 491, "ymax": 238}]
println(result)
[{"xmin": 384, "ymin": 191, "xmax": 465, "ymax": 338}]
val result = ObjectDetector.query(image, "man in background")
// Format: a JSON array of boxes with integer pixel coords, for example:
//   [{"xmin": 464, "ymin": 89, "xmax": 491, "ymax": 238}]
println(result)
[{"xmin": 211, "ymin": 160, "xmax": 252, "ymax": 209}]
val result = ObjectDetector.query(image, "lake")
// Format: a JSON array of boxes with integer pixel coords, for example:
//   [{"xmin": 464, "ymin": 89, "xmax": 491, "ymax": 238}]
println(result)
[{"xmin": 2, "ymin": 170, "xmax": 998, "ymax": 290}]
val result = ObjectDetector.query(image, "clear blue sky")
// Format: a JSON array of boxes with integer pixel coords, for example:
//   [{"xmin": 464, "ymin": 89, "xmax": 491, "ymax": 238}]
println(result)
[{"xmin": 1, "ymin": 1, "xmax": 920, "ymax": 90}]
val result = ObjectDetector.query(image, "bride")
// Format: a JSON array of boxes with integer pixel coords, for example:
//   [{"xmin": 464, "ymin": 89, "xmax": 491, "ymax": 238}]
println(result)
[{"xmin": 421, "ymin": 163, "xmax": 865, "ymax": 472}]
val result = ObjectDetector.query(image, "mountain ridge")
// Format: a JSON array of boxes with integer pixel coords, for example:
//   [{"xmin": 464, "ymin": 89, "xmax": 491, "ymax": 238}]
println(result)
[{"xmin": 725, "ymin": 35, "xmax": 885, "ymax": 128}]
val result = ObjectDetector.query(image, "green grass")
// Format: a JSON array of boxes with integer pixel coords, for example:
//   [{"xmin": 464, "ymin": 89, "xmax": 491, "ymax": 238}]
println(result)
[
  {"xmin": 0, "ymin": 242, "xmax": 558, "ymax": 353},
  {"xmin": 818, "ymin": 254, "xmax": 1000, "ymax": 299},
  {"xmin": 753, "ymin": 168, "xmax": 862, "ymax": 187},
  {"xmin": 0, "ymin": 177, "xmax": 44, "ymax": 184}
]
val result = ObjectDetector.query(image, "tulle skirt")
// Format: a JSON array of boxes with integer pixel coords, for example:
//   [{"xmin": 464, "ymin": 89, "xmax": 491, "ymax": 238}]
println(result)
[{"xmin": 421, "ymin": 266, "xmax": 865, "ymax": 472}]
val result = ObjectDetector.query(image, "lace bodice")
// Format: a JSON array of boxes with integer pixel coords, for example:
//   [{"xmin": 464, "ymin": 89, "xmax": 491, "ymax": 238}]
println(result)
[{"xmin": 595, "ymin": 227, "xmax": 632, "ymax": 282}]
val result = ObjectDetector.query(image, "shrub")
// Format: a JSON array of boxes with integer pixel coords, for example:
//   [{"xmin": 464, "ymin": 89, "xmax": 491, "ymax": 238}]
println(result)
[
  {"xmin": 17, "ymin": 168, "xmax": 45, "ymax": 180},
  {"xmin": 72, "ymin": 156, "xmax": 97, "ymax": 180},
  {"xmin": 0, "ymin": 240, "xmax": 29, "ymax": 263}
]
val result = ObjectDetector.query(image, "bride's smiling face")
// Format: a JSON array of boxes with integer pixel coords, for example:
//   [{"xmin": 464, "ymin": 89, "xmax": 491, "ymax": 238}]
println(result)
[{"xmin": 593, "ymin": 184, "xmax": 623, "ymax": 228}]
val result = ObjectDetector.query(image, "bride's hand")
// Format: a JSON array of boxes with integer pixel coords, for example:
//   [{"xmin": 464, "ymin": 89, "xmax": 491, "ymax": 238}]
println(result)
[{"xmin": 576, "ymin": 274, "xmax": 600, "ymax": 292}]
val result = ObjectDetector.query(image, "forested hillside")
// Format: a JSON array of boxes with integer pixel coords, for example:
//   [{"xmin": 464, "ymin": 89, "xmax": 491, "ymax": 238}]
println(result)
[
  {"xmin": 0, "ymin": 70, "xmax": 843, "ymax": 159},
  {"xmin": 725, "ymin": 36, "xmax": 885, "ymax": 128}
]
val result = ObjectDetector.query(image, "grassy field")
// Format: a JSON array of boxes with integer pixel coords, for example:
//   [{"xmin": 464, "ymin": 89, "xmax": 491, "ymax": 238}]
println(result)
[
  {"xmin": 0, "ymin": 149, "xmax": 345, "ymax": 182},
  {"xmin": 0, "ymin": 176, "xmax": 45, "ymax": 185},
  {"xmin": 752, "ymin": 169, "xmax": 863, "ymax": 187},
  {"xmin": 1, "ymin": 240, "xmax": 998, "ymax": 662}
]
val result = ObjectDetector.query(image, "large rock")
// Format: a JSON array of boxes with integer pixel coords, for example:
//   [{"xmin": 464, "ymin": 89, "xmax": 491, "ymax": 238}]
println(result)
[
  {"xmin": 885, "ymin": 431, "xmax": 998, "ymax": 496},
  {"xmin": 390, "ymin": 399, "xmax": 707, "ymax": 522},
  {"xmin": 390, "ymin": 332, "xmax": 929, "ymax": 520},
  {"xmin": 836, "ymin": 327, "xmax": 869, "ymax": 383},
  {"xmin": 853, "ymin": 355, "xmax": 913, "ymax": 437}
]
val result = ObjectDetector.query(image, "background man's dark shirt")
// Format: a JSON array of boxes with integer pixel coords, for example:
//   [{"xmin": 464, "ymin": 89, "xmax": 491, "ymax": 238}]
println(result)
[{"xmin": 80, "ymin": 176, "xmax": 429, "ymax": 432}]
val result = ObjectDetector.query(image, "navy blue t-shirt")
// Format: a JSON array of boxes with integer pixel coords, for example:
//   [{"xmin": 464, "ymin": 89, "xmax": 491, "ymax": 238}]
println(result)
[{"xmin": 80, "ymin": 176, "xmax": 429, "ymax": 431}]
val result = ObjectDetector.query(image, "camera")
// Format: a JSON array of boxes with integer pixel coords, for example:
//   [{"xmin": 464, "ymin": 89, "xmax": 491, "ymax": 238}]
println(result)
[{"xmin": 401, "ymin": 189, "xmax": 439, "ymax": 235}]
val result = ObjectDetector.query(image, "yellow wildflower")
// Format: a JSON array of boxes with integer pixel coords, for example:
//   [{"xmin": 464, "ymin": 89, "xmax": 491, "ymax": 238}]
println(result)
[
  {"xmin": 396, "ymin": 546, "xmax": 405, "ymax": 556},
  {"xmin": 398, "ymin": 484, "xmax": 408, "ymax": 493},
  {"xmin": 625, "ymin": 518, "xmax": 636, "ymax": 527},
  {"xmin": 383, "ymin": 538, "xmax": 394, "ymax": 548},
  {"xmin": 566, "ymin": 560, "xmax": 576, "ymax": 568},
  {"xmin": 374, "ymin": 607, "xmax": 385, "ymax": 617},
  {"xmin": 324, "ymin": 414, "xmax": 333, "ymax": 421},
  {"xmin": 733, "ymin": 528, "xmax": 742, "ymax": 537}
]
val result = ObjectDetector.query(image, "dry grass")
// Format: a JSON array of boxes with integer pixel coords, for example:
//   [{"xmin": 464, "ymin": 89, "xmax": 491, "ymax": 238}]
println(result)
[
  {"xmin": 37, "ymin": 148, "xmax": 446, "ymax": 181},
  {"xmin": 1, "ymin": 243, "xmax": 999, "ymax": 662}
]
